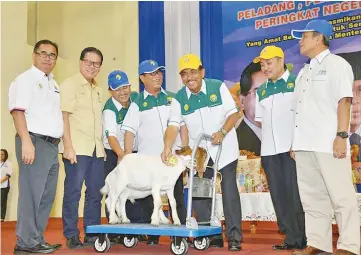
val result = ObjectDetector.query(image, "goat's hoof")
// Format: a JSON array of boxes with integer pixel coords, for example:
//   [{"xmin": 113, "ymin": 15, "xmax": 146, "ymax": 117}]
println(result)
[
  {"xmin": 173, "ymin": 220, "xmax": 181, "ymax": 226},
  {"xmin": 151, "ymin": 220, "xmax": 160, "ymax": 226},
  {"xmin": 161, "ymin": 219, "xmax": 170, "ymax": 225},
  {"xmin": 122, "ymin": 218, "xmax": 130, "ymax": 224}
]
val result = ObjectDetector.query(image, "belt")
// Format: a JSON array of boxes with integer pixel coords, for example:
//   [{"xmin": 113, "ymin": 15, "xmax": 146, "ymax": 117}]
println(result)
[{"xmin": 29, "ymin": 132, "xmax": 61, "ymax": 145}]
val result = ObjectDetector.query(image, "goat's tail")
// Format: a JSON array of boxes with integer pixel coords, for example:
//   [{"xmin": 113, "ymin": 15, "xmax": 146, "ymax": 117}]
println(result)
[{"xmin": 100, "ymin": 182, "xmax": 109, "ymax": 195}]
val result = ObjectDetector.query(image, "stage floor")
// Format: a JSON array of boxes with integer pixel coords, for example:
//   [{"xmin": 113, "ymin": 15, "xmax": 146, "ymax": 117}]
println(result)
[{"xmin": 0, "ymin": 218, "xmax": 343, "ymax": 255}]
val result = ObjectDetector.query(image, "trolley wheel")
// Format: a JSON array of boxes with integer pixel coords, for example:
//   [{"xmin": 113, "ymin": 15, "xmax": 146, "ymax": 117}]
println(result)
[
  {"xmin": 170, "ymin": 238, "xmax": 188, "ymax": 255},
  {"xmin": 193, "ymin": 237, "xmax": 210, "ymax": 251},
  {"xmin": 93, "ymin": 236, "xmax": 111, "ymax": 253},
  {"xmin": 123, "ymin": 236, "xmax": 138, "ymax": 248}
]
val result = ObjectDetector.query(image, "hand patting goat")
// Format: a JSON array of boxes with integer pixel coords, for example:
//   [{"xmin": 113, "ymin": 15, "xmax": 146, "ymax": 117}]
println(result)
[{"xmin": 100, "ymin": 151, "xmax": 192, "ymax": 226}]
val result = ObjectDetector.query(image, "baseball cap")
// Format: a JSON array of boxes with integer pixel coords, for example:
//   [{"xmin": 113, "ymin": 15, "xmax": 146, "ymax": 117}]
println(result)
[
  {"xmin": 253, "ymin": 46, "xmax": 284, "ymax": 63},
  {"xmin": 108, "ymin": 70, "xmax": 130, "ymax": 90},
  {"xmin": 138, "ymin": 60, "xmax": 165, "ymax": 75},
  {"xmin": 179, "ymin": 54, "xmax": 203, "ymax": 73},
  {"xmin": 291, "ymin": 19, "xmax": 333, "ymax": 40}
]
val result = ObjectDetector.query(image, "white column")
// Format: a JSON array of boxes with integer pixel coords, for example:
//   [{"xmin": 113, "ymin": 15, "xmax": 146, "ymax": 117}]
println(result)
[{"xmin": 164, "ymin": 1, "xmax": 200, "ymax": 93}]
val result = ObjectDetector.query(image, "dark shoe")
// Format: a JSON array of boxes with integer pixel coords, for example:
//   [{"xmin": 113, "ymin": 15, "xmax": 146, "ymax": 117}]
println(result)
[
  {"xmin": 43, "ymin": 243, "xmax": 62, "ymax": 250},
  {"xmin": 66, "ymin": 236, "xmax": 83, "ymax": 249},
  {"xmin": 83, "ymin": 236, "xmax": 98, "ymax": 246},
  {"xmin": 109, "ymin": 235, "xmax": 123, "ymax": 244},
  {"xmin": 228, "ymin": 240, "xmax": 242, "ymax": 251},
  {"xmin": 137, "ymin": 235, "xmax": 147, "ymax": 242},
  {"xmin": 14, "ymin": 244, "xmax": 55, "ymax": 254},
  {"xmin": 210, "ymin": 238, "xmax": 224, "ymax": 248},
  {"xmin": 292, "ymin": 246, "xmax": 329, "ymax": 255},
  {"xmin": 273, "ymin": 241, "xmax": 297, "ymax": 250},
  {"xmin": 146, "ymin": 237, "xmax": 159, "ymax": 245}
]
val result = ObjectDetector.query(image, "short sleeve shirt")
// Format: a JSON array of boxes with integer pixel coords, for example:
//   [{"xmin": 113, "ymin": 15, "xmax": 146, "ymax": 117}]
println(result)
[
  {"xmin": 60, "ymin": 72, "xmax": 104, "ymax": 157},
  {"xmin": 168, "ymin": 79, "xmax": 239, "ymax": 169},
  {"xmin": 102, "ymin": 92, "xmax": 138, "ymax": 151},
  {"xmin": 8, "ymin": 65, "xmax": 63, "ymax": 138}
]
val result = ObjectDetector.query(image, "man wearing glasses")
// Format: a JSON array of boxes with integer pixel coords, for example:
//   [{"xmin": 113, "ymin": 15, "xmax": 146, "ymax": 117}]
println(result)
[
  {"xmin": 9, "ymin": 39, "xmax": 63, "ymax": 254},
  {"xmin": 122, "ymin": 60, "xmax": 188, "ymax": 245},
  {"xmin": 253, "ymin": 46, "xmax": 306, "ymax": 250},
  {"xmin": 236, "ymin": 62, "xmax": 265, "ymax": 156},
  {"xmin": 60, "ymin": 47, "xmax": 105, "ymax": 249}
]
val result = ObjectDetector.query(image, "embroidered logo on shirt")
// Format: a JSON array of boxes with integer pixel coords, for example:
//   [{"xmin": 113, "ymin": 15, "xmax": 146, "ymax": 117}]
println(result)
[
  {"xmin": 184, "ymin": 104, "xmax": 189, "ymax": 111},
  {"xmin": 287, "ymin": 82, "xmax": 295, "ymax": 89},
  {"xmin": 39, "ymin": 84, "xmax": 43, "ymax": 89},
  {"xmin": 143, "ymin": 102, "xmax": 148, "ymax": 107},
  {"xmin": 261, "ymin": 90, "xmax": 266, "ymax": 96},
  {"xmin": 167, "ymin": 96, "xmax": 172, "ymax": 105},
  {"xmin": 317, "ymin": 70, "xmax": 326, "ymax": 75},
  {"xmin": 210, "ymin": 94, "xmax": 217, "ymax": 102},
  {"xmin": 116, "ymin": 74, "xmax": 121, "ymax": 80}
]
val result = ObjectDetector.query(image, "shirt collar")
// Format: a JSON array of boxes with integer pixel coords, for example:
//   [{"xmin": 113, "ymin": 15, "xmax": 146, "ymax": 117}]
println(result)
[
  {"xmin": 314, "ymin": 49, "xmax": 330, "ymax": 63},
  {"xmin": 31, "ymin": 65, "xmax": 54, "ymax": 80},
  {"xmin": 143, "ymin": 87, "xmax": 167, "ymax": 99},
  {"xmin": 186, "ymin": 79, "xmax": 207, "ymax": 99},
  {"xmin": 111, "ymin": 97, "xmax": 123, "ymax": 111},
  {"xmin": 76, "ymin": 72, "xmax": 98, "ymax": 86},
  {"xmin": 266, "ymin": 70, "xmax": 290, "ymax": 87}
]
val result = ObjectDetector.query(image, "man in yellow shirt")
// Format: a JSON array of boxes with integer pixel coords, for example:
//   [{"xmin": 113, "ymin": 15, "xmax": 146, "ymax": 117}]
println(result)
[{"xmin": 60, "ymin": 47, "xmax": 105, "ymax": 249}]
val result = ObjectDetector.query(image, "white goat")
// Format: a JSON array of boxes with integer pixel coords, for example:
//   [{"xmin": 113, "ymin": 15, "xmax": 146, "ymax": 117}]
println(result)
[{"xmin": 100, "ymin": 153, "xmax": 191, "ymax": 226}]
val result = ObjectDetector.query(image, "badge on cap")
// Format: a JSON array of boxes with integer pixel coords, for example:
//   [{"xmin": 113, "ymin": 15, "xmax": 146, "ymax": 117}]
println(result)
[
  {"xmin": 287, "ymin": 82, "xmax": 294, "ymax": 89},
  {"xmin": 143, "ymin": 102, "xmax": 148, "ymax": 107},
  {"xmin": 210, "ymin": 94, "xmax": 217, "ymax": 102},
  {"xmin": 116, "ymin": 74, "xmax": 121, "ymax": 80},
  {"xmin": 184, "ymin": 104, "xmax": 189, "ymax": 111},
  {"xmin": 184, "ymin": 57, "xmax": 189, "ymax": 63},
  {"xmin": 150, "ymin": 61, "xmax": 155, "ymax": 66}
]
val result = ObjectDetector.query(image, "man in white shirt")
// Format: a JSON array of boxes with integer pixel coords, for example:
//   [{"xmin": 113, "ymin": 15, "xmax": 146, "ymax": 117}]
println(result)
[
  {"xmin": 102, "ymin": 70, "xmax": 141, "ymax": 242},
  {"xmin": 291, "ymin": 20, "xmax": 360, "ymax": 255},
  {"xmin": 122, "ymin": 60, "xmax": 188, "ymax": 245},
  {"xmin": 254, "ymin": 45, "xmax": 306, "ymax": 250},
  {"xmin": 161, "ymin": 54, "xmax": 242, "ymax": 251},
  {"xmin": 8, "ymin": 40, "xmax": 63, "ymax": 254}
]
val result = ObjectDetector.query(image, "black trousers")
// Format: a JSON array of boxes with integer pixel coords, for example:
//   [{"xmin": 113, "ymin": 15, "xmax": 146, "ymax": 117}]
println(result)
[
  {"xmin": 261, "ymin": 152, "xmax": 306, "ymax": 247},
  {"xmin": 1, "ymin": 187, "xmax": 10, "ymax": 220},
  {"xmin": 193, "ymin": 159, "xmax": 242, "ymax": 242}
]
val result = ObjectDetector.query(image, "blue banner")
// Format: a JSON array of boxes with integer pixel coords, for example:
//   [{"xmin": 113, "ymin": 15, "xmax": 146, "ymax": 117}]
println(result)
[{"xmin": 222, "ymin": 1, "xmax": 361, "ymax": 87}]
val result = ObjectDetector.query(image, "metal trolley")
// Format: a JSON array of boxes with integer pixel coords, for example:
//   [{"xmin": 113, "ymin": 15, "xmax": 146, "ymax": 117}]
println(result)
[{"xmin": 86, "ymin": 133, "xmax": 223, "ymax": 254}]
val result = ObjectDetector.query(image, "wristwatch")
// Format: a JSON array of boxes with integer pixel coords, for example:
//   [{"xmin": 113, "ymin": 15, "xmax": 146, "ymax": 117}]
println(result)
[
  {"xmin": 336, "ymin": 131, "xmax": 349, "ymax": 139},
  {"xmin": 219, "ymin": 128, "xmax": 227, "ymax": 137}
]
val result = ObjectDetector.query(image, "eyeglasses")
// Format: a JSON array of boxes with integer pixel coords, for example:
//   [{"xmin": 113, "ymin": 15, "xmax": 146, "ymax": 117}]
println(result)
[
  {"xmin": 147, "ymin": 70, "xmax": 163, "ymax": 77},
  {"xmin": 35, "ymin": 51, "xmax": 57, "ymax": 60},
  {"xmin": 82, "ymin": 59, "xmax": 102, "ymax": 68}
]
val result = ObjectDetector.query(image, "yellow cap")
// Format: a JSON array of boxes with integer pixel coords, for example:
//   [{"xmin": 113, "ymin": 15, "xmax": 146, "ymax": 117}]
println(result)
[
  {"xmin": 253, "ymin": 45, "xmax": 284, "ymax": 63},
  {"xmin": 178, "ymin": 54, "xmax": 203, "ymax": 73}
]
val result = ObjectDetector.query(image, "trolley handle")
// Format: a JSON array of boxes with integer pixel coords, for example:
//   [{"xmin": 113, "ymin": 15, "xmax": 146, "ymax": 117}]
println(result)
[{"xmin": 186, "ymin": 133, "xmax": 222, "ymax": 223}]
